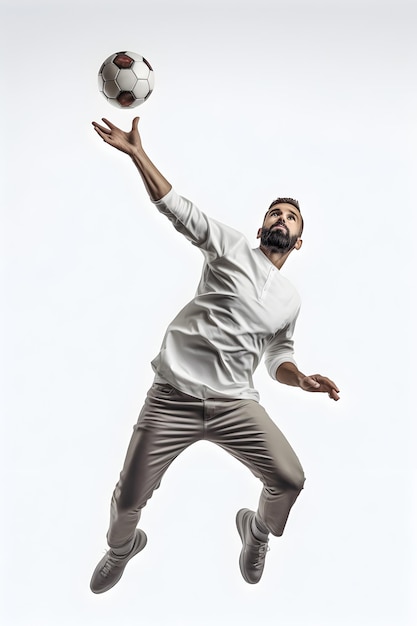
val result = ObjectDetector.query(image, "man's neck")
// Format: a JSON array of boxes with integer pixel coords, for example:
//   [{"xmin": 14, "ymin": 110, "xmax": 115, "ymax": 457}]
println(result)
[{"xmin": 259, "ymin": 244, "xmax": 291, "ymax": 270}]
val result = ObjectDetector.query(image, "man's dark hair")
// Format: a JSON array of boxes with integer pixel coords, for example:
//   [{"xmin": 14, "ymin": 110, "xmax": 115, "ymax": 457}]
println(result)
[{"xmin": 266, "ymin": 197, "xmax": 304, "ymax": 235}]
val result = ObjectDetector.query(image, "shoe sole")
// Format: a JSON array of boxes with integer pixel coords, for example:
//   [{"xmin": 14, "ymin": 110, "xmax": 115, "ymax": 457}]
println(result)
[
  {"xmin": 90, "ymin": 529, "xmax": 147, "ymax": 594},
  {"xmin": 236, "ymin": 508, "xmax": 257, "ymax": 584}
]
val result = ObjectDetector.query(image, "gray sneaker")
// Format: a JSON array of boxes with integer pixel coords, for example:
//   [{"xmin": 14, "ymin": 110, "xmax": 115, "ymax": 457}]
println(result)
[
  {"xmin": 90, "ymin": 529, "xmax": 147, "ymax": 594},
  {"xmin": 236, "ymin": 509, "xmax": 269, "ymax": 584}
]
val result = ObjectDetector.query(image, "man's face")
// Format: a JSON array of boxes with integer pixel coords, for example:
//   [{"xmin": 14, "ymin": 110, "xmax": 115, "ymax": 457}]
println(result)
[{"xmin": 258, "ymin": 203, "xmax": 303, "ymax": 252}]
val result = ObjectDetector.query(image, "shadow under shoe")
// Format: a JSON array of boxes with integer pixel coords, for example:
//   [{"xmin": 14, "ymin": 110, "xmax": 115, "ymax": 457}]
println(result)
[
  {"xmin": 236, "ymin": 508, "xmax": 269, "ymax": 584},
  {"xmin": 90, "ymin": 529, "xmax": 147, "ymax": 594}
]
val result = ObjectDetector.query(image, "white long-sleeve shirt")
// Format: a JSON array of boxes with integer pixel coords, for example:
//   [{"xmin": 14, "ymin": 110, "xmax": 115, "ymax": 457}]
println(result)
[{"xmin": 151, "ymin": 189, "xmax": 301, "ymax": 401}]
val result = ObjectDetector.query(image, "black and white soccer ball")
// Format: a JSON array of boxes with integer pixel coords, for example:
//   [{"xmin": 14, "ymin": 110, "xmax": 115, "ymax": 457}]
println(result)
[{"xmin": 98, "ymin": 51, "xmax": 154, "ymax": 108}]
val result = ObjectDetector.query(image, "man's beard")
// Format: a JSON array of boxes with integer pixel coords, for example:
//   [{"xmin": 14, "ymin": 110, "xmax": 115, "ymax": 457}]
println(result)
[{"xmin": 260, "ymin": 226, "xmax": 299, "ymax": 252}]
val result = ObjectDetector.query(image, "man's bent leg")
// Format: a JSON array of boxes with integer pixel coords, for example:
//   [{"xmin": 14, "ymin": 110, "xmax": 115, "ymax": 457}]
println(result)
[
  {"xmin": 91, "ymin": 384, "xmax": 204, "ymax": 593},
  {"xmin": 252, "ymin": 404, "xmax": 305, "ymax": 537},
  {"xmin": 107, "ymin": 383, "xmax": 204, "ymax": 549},
  {"xmin": 208, "ymin": 398, "xmax": 305, "ymax": 537},
  {"xmin": 207, "ymin": 398, "xmax": 304, "ymax": 583}
]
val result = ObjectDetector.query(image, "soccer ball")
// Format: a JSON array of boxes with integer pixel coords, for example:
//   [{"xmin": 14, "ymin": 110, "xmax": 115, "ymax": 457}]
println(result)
[{"xmin": 98, "ymin": 51, "xmax": 154, "ymax": 108}]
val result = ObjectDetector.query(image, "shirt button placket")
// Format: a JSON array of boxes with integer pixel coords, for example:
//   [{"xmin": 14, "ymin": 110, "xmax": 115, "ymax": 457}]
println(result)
[{"xmin": 261, "ymin": 268, "xmax": 275, "ymax": 301}]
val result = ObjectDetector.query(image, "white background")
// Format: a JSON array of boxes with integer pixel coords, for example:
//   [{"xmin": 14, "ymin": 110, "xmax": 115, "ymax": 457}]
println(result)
[{"xmin": 1, "ymin": 0, "xmax": 416, "ymax": 624}]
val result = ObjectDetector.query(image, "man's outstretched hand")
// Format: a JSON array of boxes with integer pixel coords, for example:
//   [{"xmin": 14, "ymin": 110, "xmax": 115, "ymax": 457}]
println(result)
[
  {"xmin": 276, "ymin": 362, "xmax": 340, "ymax": 401},
  {"xmin": 92, "ymin": 117, "xmax": 142, "ymax": 156},
  {"xmin": 300, "ymin": 374, "xmax": 340, "ymax": 401},
  {"xmin": 92, "ymin": 116, "xmax": 171, "ymax": 202}
]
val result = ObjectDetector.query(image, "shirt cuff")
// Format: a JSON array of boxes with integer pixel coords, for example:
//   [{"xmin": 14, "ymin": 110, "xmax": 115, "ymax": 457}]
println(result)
[{"xmin": 151, "ymin": 187, "xmax": 176, "ymax": 206}]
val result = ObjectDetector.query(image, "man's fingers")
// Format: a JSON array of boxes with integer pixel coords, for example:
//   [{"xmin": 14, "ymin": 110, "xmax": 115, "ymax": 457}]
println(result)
[
  {"xmin": 329, "ymin": 388, "xmax": 340, "ymax": 401},
  {"xmin": 304, "ymin": 374, "xmax": 341, "ymax": 400},
  {"xmin": 132, "ymin": 116, "xmax": 140, "ymax": 131},
  {"xmin": 316, "ymin": 375, "xmax": 340, "ymax": 393},
  {"xmin": 322, "ymin": 380, "xmax": 340, "ymax": 401},
  {"xmin": 92, "ymin": 121, "xmax": 111, "ymax": 135},
  {"xmin": 93, "ymin": 126, "xmax": 106, "ymax": 140},
  {"xmin": 102, "ymin": 117, "xmax": 115, "ymax": 129},
  {"xmin": 93, "ymin": 127, "xmax": 112, "ymax": 144},
  {"xmin": 326, "ymin": 378, "xmax": 340, "ymax": 393}
]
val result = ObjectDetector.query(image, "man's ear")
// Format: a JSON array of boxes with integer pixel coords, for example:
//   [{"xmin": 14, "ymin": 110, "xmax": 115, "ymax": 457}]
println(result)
[
  {"xmin": 256, "ymin": 227, "xmax": 262, "ymax": 239},
  {"xmin": 294, "ymin": 238, "xmax": 303, "ymax": 251}
]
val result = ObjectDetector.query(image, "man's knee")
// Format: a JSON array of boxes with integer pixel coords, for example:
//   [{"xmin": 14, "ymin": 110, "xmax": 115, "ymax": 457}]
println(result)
[
  {"xmin": 289, "ymin": 465, "xmax": 306, "ymax": 493},
  {"xmin": 261, "ymin": 471, "xmax": 306, "ymax": 537},
  {"xmin": 269, "ymin": 463, "xmax": 305, "ymax": 494}
]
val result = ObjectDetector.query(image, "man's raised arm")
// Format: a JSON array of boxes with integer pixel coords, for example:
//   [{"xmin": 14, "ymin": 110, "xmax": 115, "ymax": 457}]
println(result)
[{"xmin": 92, "ymin": 117, "xmax": 171, "ymax": 201}]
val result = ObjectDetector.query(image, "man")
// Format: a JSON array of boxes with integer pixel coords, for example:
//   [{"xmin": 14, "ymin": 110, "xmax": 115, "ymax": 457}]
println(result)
[{"xmin": 90, "ymin": 116, "xmax": 340, "ymax": 594}]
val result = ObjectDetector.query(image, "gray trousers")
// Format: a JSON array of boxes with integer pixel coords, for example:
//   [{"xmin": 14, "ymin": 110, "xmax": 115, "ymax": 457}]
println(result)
[{"xmin": 107, "ymin": 382, "xmax": 305, "ymax": 549}]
